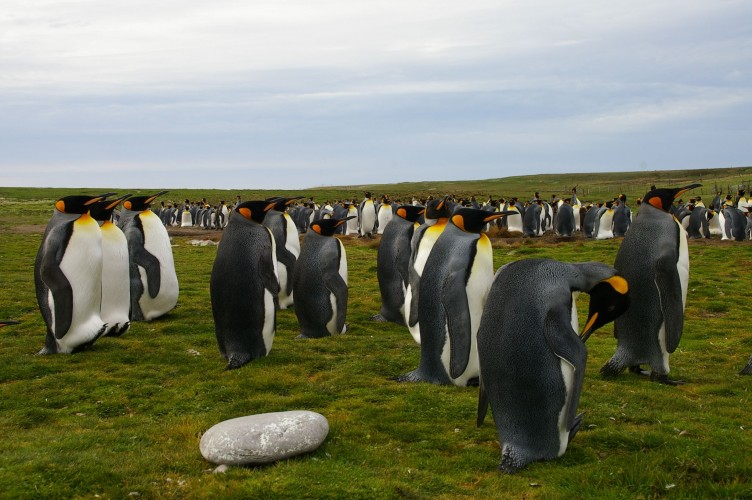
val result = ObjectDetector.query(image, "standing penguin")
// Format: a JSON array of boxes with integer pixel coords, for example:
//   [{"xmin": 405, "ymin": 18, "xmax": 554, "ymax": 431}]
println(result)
[
  {"xmin": 594, "ymin": 201, "xmax": 615, "ymax": 240},
  {"xmin": 554, "ymin": 199, "xmax": 575, "ymax": 237},
  {"xmin": 522, "ymin": 201, "xmax": 544, "ymax": 237},
  {"xmin": 293, "ymin": 217, "xmax": 354, "ymax": 338},
  {"xmin": 35, "ymin": 194, "xmax": 109, "ymax": 354},
  {"xmin": 602, "ymin": 184, "xmax": 701, "ymax": 384},
  {"xmin": 398, "ymin": 208, "xmax": 513, "ymax": 386},
  {"xmin": 612, "ymin": 195, "xmax": 631, "ymax": 237},
  {"xmin": 505, "ymin": 200, "xmax": 524, "ymax": 233},
  {"xmin": 373, "ymin": 205, "xmax": 425, "ymax": 325},
  {"xmin": 211, "ymin": 201, "xmax": 279, "ymax": 369},
  {"xmin": 686, "ymin": 206, "xmax": 714, "ymax": 239},
  {"xmin": 90, "ymin": 194, "xmax": 133, "ymax": 337},
  {"xmin": 118, "ymin": 191, "xmax": 179, "ymax": 321},
  {"xmin": 345, "ymin": 202, "xmax": 359, "ymax": 235},
  {"xmin": 358, "ymin": 192, "xmax": 378, "ymax": 237},
  {"xmin": 263, "ymin": 197, "xmax": 303, "ymax": 310},
  {"xmin": 377, "ymin": 196, "xmax": 394, "ymax": 234},
  {"xmin": 404, "ymin": 197, "xmax": 452, "ymax": 344},
  {"xmin": 477, "ymin": 259, "xmax": 629, "ymax": 473}
]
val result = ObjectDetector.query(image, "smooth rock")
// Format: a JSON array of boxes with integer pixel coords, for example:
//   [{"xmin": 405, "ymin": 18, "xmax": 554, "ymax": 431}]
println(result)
[{"xmin": 200, "ymin": 410, "xmax": 329, "ymax": 465}]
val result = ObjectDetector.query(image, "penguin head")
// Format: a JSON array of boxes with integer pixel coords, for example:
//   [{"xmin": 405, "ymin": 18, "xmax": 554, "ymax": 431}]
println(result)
[
  {"xmin": 395, "ymin": 205, "xmax": 425, "ymax": 223},
  {"xmin": 123, "ymin": 191, "xmax": 169, "ymax": 211},
  {"xmin": 89, "ymin": 194, "xmax": 132, "ymax": 222},
  {"xmin": 450, "ymin": 208, "xmax": 515, "ymax": 233},
  {"xmin": 424, "ymin": 197, "xmax": 451, "ymax": 220},
  {"xmin": 0, "ymin": 320, "xmax": 19, "ymax": 328},
  {"xmin": 605, "ymin": 201, "xmax": 614, "ymax": 210},
  {"xmin": 643, "ymin": 184, "xmax": 701, "ymax": 212},
  {"xmin": 265, "ymin": 196, "xmax": 304, "ymax": 212},
  {"xmin": 310, "ymin": 216, "xmax": 355, "ymax": 236},
  {"xmin": 580, "ymin": 275, "xmax": 630, "ymax": 342},
  {"xmin": 235, "ymin": 200, "xmax": 275, "ymax": 224},
  {"xmin": 55, "ymin": 194, "xmax": 110, "ymax": 214}
]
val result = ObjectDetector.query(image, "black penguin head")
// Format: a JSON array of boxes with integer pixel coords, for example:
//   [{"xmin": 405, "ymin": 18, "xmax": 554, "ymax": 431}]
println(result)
[
  {"xmin": 265, "ymin": 196, "xmax": 304, "ymax": 211},
  {"xmin": 450, "ymin": 208, "xmax": 515, "ymax": 233},
  {"xmin": 580, "ymin": 275, "xmax": 630, "ymax": 342},
  {"xmin": 235, "ymin": 200, "xmax": 275, "ymax": 224},
  {"xmin": 89, "ymin": 194, "xmax": 132, "ymax": 222},
  {"xmin": 55, "ymin": 194, "xmax": 109, "ymax": 214},
  {"xmin": 643, "ymin": 184, "xmax": 701, "ymax": 212},
  {"xmin": 0, "ymin": 320, "xmax": 19, "ymax": 328},
  {"xmin": 123, "ymin": 191, "xmax": 168, "ymax": 211},
  {"xmin": 310, "ymin": 216, "xmax": 355, "ymax": 236},
  {"xmin": 424, "ymin": 197, "xmax": 451, "ymax": 220},
  {"xmin": 395, "ymin": 205, "xmax": 425, "ymax": 222},
  {"xmin": 364, "ymin": 192, "xmax": 372, "ymax": 199},
  {"xmin": 605, "ymin": 201, "xmax": 614, "ymax": 209}
]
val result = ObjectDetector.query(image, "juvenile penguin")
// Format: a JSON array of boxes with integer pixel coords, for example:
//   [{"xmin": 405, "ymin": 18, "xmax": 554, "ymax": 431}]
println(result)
[
  {"xmin": 263, "ymin": 197, "xmax": 303, "ymax": 310},
  {"xmin": 118, "ymin": 191, "xmax": 179, "ymax": 321},
  {"xmin": 35, "ymin": 194, "xmax": 109, "ymax": 354},
  {"xmin": 594, "ymin": 201, "xmax": 615, "ymax": 240},
  {"xmin": 398, "ymin": 208, "xmax": 513, "ymax": 386},
  {"xmin": 404, "ymin": 197, "xmax": 452, "ymax": 344},
  {"xmin": 477, "ymin": 259, "xmax": 629, "ymax": 473},
  {"xmin": 602, "ymin": 184, "xmax": 701, "ymax": 384},
  {"xmin": 373, "ymin": 205, "xmax": 425, "ymax": 325},
  {"xmin": 90, "ymin": 194, "xmax": 133, "ymax": 337},
  {"xmin": 358, "ymin": 192, "xmax": 378, "ymax": 237},
  {"xmin": 211, "ymin": 201, "xmax": 279, "ymax": 369},
  {"xmin": 293, "ymin": 217, "xmax": 354, "ymax": 338}
]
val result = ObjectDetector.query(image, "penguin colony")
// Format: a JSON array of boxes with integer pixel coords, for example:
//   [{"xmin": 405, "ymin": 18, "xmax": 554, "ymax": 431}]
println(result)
[{"xmin": 29, "ymin": 183, "xmax": 752, "ymax": 474}]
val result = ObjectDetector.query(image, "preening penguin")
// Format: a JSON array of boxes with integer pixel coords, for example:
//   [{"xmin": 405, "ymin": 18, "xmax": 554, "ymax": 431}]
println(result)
[
  {"xmin": 35, "ymin": 194, "xmax": 109, "ymax": 354},
  {"xmin": 602, "ymin": 184, "xmax": 701, "ymax": 385},
  {"xmin": 293, "ymin": 216, "xmax": 354, "ymax": 338},
  {"xmin": 398, "ymin": 208, "xmax": 514, "ymax": 386},
  {"xmin": 90, "ymin": 194, "xmax": 133, "ymax": 337},
  {"xmin": 476, "ymin": 259, "xmax": 629, "ymax": 473},
  {"xmin": 118, "ymin": 191, "xmax": 179, "ymax": 321},
  {"xmin": 263, "ymin": 197, "xmax": 303, "ymax": 310},
  {"xmin": 211, "ymin": 201, "xmax": 279, "ymax": 369},
  {"xmin": 373, "ymin": 205, "xmax": 425, "ymax": 325}
]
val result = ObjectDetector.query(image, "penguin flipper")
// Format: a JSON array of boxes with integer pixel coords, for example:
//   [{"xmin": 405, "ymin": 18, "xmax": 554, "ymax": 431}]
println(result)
[
  {"xmin": 442, "ymin": 268, "xmax": 472, "ymax": 379},
  {"xmin": 323, "ymin": 269, "xmax": 348, "ymax": 333},
  {"xmin": 131, "ymin": 246, "xmax": 161, "ymax": 299},
  {"xmin": 275, "ymin": 246, "xmax": 297, "ymax": 295},
  {"xmin": 654, "ymin": 255, "xmax": 684, "ymax": 353},
  {"xmin": 476, "ymin": 375, "xmax": 489, "ymax": 427},
  {"xmin": 39, "ymin": 242, "xmax": 73, "ymax": 339},
  {"xmin": 407, "ymin": 269, "xmax": 420, "ymax": 328}
]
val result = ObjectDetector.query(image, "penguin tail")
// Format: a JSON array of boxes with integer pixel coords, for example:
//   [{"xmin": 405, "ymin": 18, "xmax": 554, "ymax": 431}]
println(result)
[
  {"xmin": 225, "ymin": 353, "xmax": 252, "ymax": 370},
  {"xmin": 740, "ymin": 357, "xmax": 752, "ymax": 375}
]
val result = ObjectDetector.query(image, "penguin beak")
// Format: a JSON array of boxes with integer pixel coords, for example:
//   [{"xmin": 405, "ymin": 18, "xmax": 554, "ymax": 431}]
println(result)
[
  {"xmin": 145, "ymin": 191, "xmax": 169, "ymax": 204},
  {"xmin": 580, "ymin": 313, "xmax": 599, "ymax": 343},
  {"xmin": 105, "ymin": 194, "xmax": 132, "ymax": 211},
  {"xmin": 84, "ymin": 195, "xmax": 108, "ymax": 206},
  {"xmin": 674, "ymin": 184, "xmax": 702, "ymax": 200},
  {"xmin": 335, "ymin": 216, "xmax": 356, "ymax": 227},
  {"xmin": 94, "ymin": 192, "xmax": 118, "ymax": 201},
  {"xmin": 580, "ymin": 276, "xmax": 630, "ymax": 342},
  {"xmin": 419, "ymin": 208, "xmax": 426, "ymax": 215},
  {"xmin": 0, "ymin": 320, "xmax": 19, "ymax": 328},
  {"xmin": 264, "ymin": 202, "xmax": 277, "ymax": 212},
  {"xmin": 483, "ymin": 210, "xmax": 516, "ymax": 223},
  {"xmin": 286, "ymin": 196, "xmax": 305, "ymax": 205}
]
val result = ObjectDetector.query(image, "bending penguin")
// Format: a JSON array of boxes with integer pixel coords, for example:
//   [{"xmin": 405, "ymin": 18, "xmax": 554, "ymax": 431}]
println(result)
[
  {"xmin": 90, "ymin": 194, "xmax": 133, "ymax": 337},
  {"xmin": 211, "ymin": 200, "xmax": 279, "ymax": 369},
  {"xmin": 476, "ymin": 259, "xmax": 629, "ymax": 473},
  {"xmin": 373, "ymin": 204, "xmax": 425, "ymax": 325},
  {"xmin": 601, "ymin": 184, "xmax": 701, "ymax": 385},
  {"xmin": 118, "ymin": 191, "xmax": 179, "ymax": 321},
  {"xmin": 397, "ymin": 208, "xmax": 514, "ymax": 386},
  {"xmin": 263, "ymin": 196, "xmax": 303, "ymax": 310},
  {"xmin": 293, "ymin": 216, "xmax": 354, "ymax": 338},
  {"xmin": 35, "ymin": 194, "xmax": 109, "ymax": 354}
]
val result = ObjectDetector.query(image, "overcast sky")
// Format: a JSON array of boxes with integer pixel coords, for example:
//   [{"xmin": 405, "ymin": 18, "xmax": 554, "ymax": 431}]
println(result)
[{"xmin": 1, "ymin": 1, "xmax": 750, "ymax": 189}]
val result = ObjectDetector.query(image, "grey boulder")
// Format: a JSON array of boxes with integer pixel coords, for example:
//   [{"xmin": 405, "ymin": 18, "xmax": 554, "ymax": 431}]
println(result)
[{"xmin": 200, "ymin": 410, "xmax": 329, "ymax": 465}]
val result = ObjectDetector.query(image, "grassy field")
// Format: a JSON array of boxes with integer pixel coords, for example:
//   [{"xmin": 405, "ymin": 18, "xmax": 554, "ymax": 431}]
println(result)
[{"xmin": 1, "ymin": 171, "xmax": 751, "ymax": 498}]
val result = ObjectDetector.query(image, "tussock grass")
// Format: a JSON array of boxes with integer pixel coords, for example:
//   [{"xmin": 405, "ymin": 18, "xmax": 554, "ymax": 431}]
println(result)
[{"xmin": 1, "ymin": 178, "xmax": 751, "ymax": 498}]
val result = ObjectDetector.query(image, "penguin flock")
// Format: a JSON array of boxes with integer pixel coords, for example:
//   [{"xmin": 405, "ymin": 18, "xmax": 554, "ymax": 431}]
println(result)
[
  {"xmin": 34, "ymin": 192, "xmax": 179, "ymax": 354},
  {"xmin": 26, "ymin": 181, "xmax": 752, "ymax": 475}
]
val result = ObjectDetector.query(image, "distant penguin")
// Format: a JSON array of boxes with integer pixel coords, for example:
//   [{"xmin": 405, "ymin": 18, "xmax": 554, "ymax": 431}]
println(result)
[
  {"xmin": 373, "ymin": 205, "xmax": 425, "ymax": 325},
  {"xmin": 398, "ymin": 208, "xmax": 513, "ymax": 386},
  {"xmin": 477, "ymin": 259, "xmax": 629, "ymax": 473},
  {"xmin": 118, "ymin": 191, "xmax": 179, "ymax": 321},
  {"xmin": 554, "ymin": 200, "xmax": 575, "ymax": 237},
  {"xmin": 720, "ymin": 205, "xmax": 746, "ymax": 241},
  {"xmin": 686, "ymin": 207, "xmax": 713, "ymax": 239},
  {"xmin": 35, "ymin": 194, "xmax": 109, "ymax": 354},
  {"xmin": 405, "ymin": 197, "xmax": 452, "ymax": 344},
  {"xmin": 612, "ymin": 195, "xmax": 631, "ymax": 237},
  {"xmin": 263, "ymin": 197, "xmax": 303, "ymax": 310},
  {"xmin": 345, "ymin": 202, "xmax": 359, "ymax": 235},
  {"xmin": 211, "ymin": 201, "xmax": 279, "ymax": 369},
  {"xmin": 181, "ymin": 209, "xmax": 193, "ymax": 227},
  {"xmin": 601, "ymin": 184, "xmax": 701, "ymax": 384},
  {"xmin": 293, "ymin": 217, "xmax": 354, "ymax": 338},
  {"xmin": 522, "ymin": 201, "xmax": 543, "ymax": 237},
  {"xmin": 377, "ymin": 197, "xmax": 394, "ymax": 234},
  {"xmin": 90, "ymin": 194, "xmax": 132, "ymax": 337},
  {"xmin": 505, "ymin": 200, "xmax": 524, "ymax": 233},
  {"xmin": 583, "ymin": 204, "xmax": 600, "ymax": 238},
  {"xmin": 570, "ymin": 188, "xmax": 582, "ymax": 231},
  {"xmin": 594, "ymin": 201, "xmax": 615, "ymax": 240},
  {"xmin": 359, "ymin": 192, "xmax": 377, "ymax": 237}
]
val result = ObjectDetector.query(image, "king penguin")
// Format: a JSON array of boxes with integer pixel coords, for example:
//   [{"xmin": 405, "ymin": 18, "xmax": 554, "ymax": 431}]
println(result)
[
  {"xmin": 292, "ymin": 216, "xmax": 354, "ymax": 338},
  {"xmin": 263, "ymin": 197, "xmax": 303, "ymax": 310},
  {"xmin": 612, "ymin": 195, "xmax": 631, "ymax": 237},
  {"xmin": 377, "ymin": 196, "xmax": 394, "ymax": 234},
  {"xmin": 476, "ymin": 259, "xmax": 629, "ymax": 473},
  {"xmin": 397, "ymin": 208, "xmax": 514, "ymax": 386},
  {"xmin": 90, "ymin": 194, "xmax": 133, "ymax": 337},
  {"xmin": 404, "ymin": 197, "xmax": 452, "ymax": 344},
  {"xmin": 373, "ymin": 204, "xmax": 426, "ymax": 325},
  {"xmin": 686, "ymin": 206, "xmax": 714, "ymax": 239},
  {"xmin": 601, "ymin": 184, "xmax": 701, "ymax": 384},
  {"xmin": 554, "ymin": 199, "xmax": 575, "ymax": 237},
  {"xmin": 118, "ymin": 191, "xmax": 179, "ymax": 321},
  {"xmin": 211, "ymin": 201, "xmax": 279, "ymax": 369},
  {"xmin": 594, "ymin": 201, "xmax": 615, "ymax": 240},
  {"xmin": 358, "ymin": 192, "xmax": 378, "ymax": 237},
  {"xmin": 35, "ymin": 194, "xmax": 109, "ymax": 354}
]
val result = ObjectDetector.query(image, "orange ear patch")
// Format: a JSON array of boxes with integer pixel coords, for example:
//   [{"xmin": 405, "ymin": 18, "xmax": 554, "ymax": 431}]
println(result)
[
  {"xmin": 397, "ymin": 208, "xmax": 407, "ymax": 218},
  {"xmin": 451, "ymin": 215, "xmax": 465, "ymax": 231},
  {"xmin": 311, "ymin": 224, "xmax": 321, "ymax": 234},
  {"xmin": 648, "ymin": 197, "xmax": 663, "ymax": 209},
  {"xmin": 238, "ymin": 207, "xmax": 252, "ymax": 220},
  {"xmin": 56, "ymin": 200, "xmax": 66, "ymax": 212},
  {"xmin": 123, "ymin": 201, "xmax": 132, "ymax": 210}
]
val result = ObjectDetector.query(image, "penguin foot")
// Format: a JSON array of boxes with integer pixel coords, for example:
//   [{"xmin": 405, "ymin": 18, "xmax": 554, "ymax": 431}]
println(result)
[
  {"xmin": 498, "ymin": 446, "xmax": 526, "ymax": 474},
  {"xmin": 466, "ymin": 377, "xmax": 480, "ymax": 387},
  {"xmin": 225, "ymin": 353, "xmax": 252, "ymax": 370},
  {"xmin": 650, "ymin": 372, "xmax": 686, "ymax": 386},
  {"xmin": 600, "ymin": 359, "xmax": 626, "ymax": 377},
  {"xmin": 629, "ymin": 365, "xmax": 651, "ymax": 377},
  {"xmin": 370, "ymin": 314, "xmax": 388, "ymax": 322},
  {"xmin": 392, "ymin": 370, "xmax": 425, "ymax": 383},
  {"xmin": 71, "ymin": 324, "xmax": 109, "ymax": 353}
]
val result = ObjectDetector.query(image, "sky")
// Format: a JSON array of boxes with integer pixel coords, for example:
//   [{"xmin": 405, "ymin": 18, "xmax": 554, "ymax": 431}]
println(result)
[{"xmin": 1, "ymin": 0, "xmax": 750, "ymax": 189}]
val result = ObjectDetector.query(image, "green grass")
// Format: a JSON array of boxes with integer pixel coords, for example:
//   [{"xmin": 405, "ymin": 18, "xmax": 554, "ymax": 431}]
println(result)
[{"xmin": 1, "ymin": 176, "xmax": 752, "ymax": 498}]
